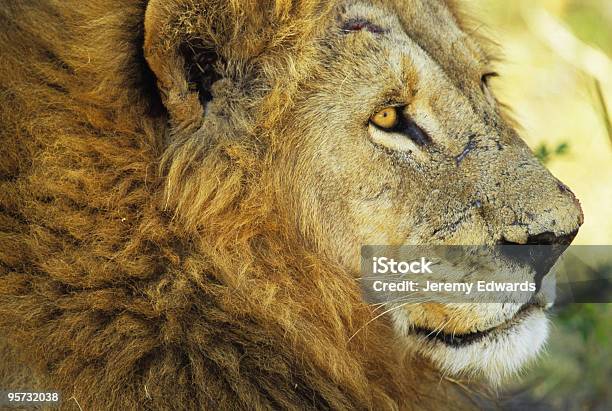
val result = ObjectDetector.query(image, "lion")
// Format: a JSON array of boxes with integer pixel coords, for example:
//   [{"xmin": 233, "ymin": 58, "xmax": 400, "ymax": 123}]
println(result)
[{"xmin": 0, "ymin": 0, "xmax": 583, "ymax": 409}]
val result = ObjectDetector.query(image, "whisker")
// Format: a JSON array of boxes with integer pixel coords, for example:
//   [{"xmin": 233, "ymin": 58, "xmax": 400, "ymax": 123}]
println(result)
[{"xmin": 348, "ymin": 302, "xmax": 410, "ymax": 343}]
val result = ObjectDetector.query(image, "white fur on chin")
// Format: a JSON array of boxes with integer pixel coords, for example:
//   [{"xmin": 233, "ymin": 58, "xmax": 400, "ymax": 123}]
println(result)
[{"xmin": 393, "ymin": 309, "xmax": 549, "ymax": 386}]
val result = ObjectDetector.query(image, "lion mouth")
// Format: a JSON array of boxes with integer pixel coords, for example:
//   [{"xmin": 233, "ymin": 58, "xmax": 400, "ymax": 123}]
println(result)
[{"xmin": 410, "ymin": 303, "xmax": 540, "ymax": 347}]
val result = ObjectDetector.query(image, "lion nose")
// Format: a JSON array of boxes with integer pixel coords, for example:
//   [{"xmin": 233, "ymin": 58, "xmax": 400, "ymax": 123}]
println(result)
[
  {"xmin": 499, "ymin": 229, "xmax": 578, "ymax": 292},
  {"xmin": 523, "ymin": 231, "xmax": 578, "ymax": 246}
]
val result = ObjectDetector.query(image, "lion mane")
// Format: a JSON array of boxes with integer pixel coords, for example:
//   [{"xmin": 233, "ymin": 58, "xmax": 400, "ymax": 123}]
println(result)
[{"xmin": 0, "ymin": 1, "xmax": 477, "ymax": 409}]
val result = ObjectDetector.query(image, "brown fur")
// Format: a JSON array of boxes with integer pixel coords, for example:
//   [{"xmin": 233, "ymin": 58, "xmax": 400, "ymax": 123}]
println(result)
[{"xmin": 0, "ymin": 1, "xmax": 477, "ymax": 409}]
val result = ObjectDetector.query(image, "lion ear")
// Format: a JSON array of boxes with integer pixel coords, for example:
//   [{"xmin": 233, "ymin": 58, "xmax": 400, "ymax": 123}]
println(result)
[
  {"xmin": 144, "ymin": 1, "xmax": 215, "ymax": 130},
  {"xmin": 143, "ymin": 0, "xmax": 266, "ymax": 131},
  {"xmin": 144, "ymin": 0, "xmax": 331, "ymax": 131}
]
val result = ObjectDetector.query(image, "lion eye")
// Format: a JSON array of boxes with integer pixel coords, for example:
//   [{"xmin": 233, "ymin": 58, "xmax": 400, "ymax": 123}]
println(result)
[
  {"xmin": 480, "ymin": 72, "xmax": 499, "ymax": 88},
  {"xmin": 370, "ymin": 107, "xmax": 398, "ymax": 129},
  {"xmin": 481, "ymin": 72, "xmax": 498, "ymax": 104}
]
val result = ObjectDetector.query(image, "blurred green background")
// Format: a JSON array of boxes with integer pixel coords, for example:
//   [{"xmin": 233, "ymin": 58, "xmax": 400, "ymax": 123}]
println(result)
[{"xmin": 470, "ymin": 0, "xmax": 611, "ymax": 409}]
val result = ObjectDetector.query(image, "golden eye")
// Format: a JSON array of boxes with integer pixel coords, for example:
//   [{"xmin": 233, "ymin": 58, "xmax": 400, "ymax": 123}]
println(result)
[{"xmin": 370, "ymin": 106, "xmax": 398, "ymax": 129}]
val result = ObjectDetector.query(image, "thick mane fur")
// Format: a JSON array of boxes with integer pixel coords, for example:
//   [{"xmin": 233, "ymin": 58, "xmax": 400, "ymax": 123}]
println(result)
[{"xmin": 0, "ymin": 1, "xmax": 476, "ymax": 409}]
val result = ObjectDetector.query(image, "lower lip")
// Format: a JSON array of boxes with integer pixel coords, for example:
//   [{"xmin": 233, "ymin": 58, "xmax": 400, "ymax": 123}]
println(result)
[{"xmin": 411, "ymin": 303, "xmax": 540, "ymax": 347}]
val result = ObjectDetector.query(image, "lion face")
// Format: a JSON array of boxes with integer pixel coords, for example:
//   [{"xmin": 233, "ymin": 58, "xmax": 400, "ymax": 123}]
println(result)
[
  {"xmin": 281, "ymin": 0, "xmax": 583, "ymax": 383},
  {"xmin": 144, "ymin": 0, "xmax": 583, "ymax": 388}
]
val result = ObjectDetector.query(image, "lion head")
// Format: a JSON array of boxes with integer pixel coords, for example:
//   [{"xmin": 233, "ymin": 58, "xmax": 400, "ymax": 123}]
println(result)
[{"xmin": 145, "ymin": 0, "xmax": 582, "ymax": 386}]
